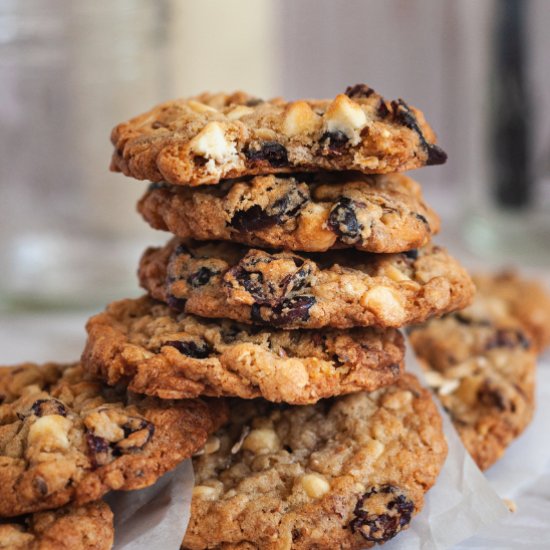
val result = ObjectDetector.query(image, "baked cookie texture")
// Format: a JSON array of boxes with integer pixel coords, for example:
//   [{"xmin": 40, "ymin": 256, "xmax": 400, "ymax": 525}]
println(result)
[
  {"xmin": 0, "ymin": 501, "xmax": 113, "ymax": 550},
  {"xmin": 472, "ymin": 272, "xmax": 550, "ymax": 353},
  {"xmin": 138, "ymin": 172, "xmax": 440, "ymax": 254},
  {"xmin": 182, "ymin": 373, "xmax": 447, "ymax": 550},
  {"xmin": 138, "ymin": 238, "xmax": 475, "ymax": 329},
  {"xmin": 0, "ymin": 362, "xmax": 227, "ymax": 517},
  {"xmin": 82, "ymin": 296, "xmax": 405, "ymax": 404},
  {"xmin": 409, "ymin": 274, "xmax": 538, "ymax": 470},
  {"xmin": 110, "ymin": 84, "xmax": 446, "ymax": 186}
]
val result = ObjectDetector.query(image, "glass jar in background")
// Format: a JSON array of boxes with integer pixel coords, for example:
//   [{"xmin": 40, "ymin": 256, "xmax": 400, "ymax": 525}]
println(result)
[
  {"xmin": 460, "ymin": 0, "xmax": 550, "ymax": 266},
  {"xmin": 0, "ymin": 0, "xmax": 171, "ymax": 309}
]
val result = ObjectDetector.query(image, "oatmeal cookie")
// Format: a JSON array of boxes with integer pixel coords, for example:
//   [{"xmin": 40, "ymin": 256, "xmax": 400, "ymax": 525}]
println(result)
[
  {"xmin": 111, "ymin": 84, "xmax": 446, "ymax": 186},
  {"xmin": 0, "ymin": 362, "xmax": 227, "ymax": 516},
  {"xmin": 409, "ymin": 278, "xmax": 537, "ymax": 470},
  {"xmin": 138, "ymin": 239, "xmax": 474, "ymax": 329},
  {"xmin": 0, "ymin": 501, "xmax": 113, "ymax": 550},
  {"xmin": 82, "ymin": 296, "xmax": 405, "ymax": 404},
  {"xmin": 472, "ymin": 272, "xmax": 550, "ymax": 352},
  {"xmin": 182, "ymin": 373, "xmax": 447, "ymax": 549},
  {"xmin": 138, "ymin": 172, "xmax": 439, "ymax": 254}
]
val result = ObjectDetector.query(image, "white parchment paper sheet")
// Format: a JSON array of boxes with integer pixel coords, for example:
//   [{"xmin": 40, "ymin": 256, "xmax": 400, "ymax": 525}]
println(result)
[
  {"xmin": 455, "ymin": 357, "xmax": 550, "ymax": 550},
  {"xmin": 106, "ymin": 344, "xmax": 511, "ymax": 550}
]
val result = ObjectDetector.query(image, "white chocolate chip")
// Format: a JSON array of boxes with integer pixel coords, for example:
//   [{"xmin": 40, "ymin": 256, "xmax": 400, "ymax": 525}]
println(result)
[
  {"xmin": 301, "ymin": 473, "xmax": 330, "ymax": 498},
  {"xmin": 190, "ymin": 122, "xmax": 237, "ymax": 163},
  {"xmin": 28, "ymin": 415, "xmax": 72, "ymax": 452},
  {"xmin": 226, "ymin": 105, "xmax": 254, "ymax": 120},
  {"xmin": 188, "ymin": 100, "xmax": 217, "ymax": 113},
  {"xmin": 192, "ymin": 485, "xmax": 219, "ymax": 500},
  {"xmin": 84, "ymin": 410, "xmax": 124, "ymax": 442},
  {"xmin": 283, "ymin": 101, "xmax": 321, "ymax": 137},
  {"xmin": 360, "ymin": 286, "xmax": 406, "ymax": 325},
  {"xmin": 203, "ymin": 435, "xmax": 221, "ymax": 455},
  {"xmin": 242, "ymin": 428, "xmax": 280, "ymax": 454},
  {"xmin": 424, "ymin": 370, "xmax": 446, "ymax": 388},
  {"xmin": 383, "ymin": 390, "xmax": 413, "ymax": 410},
  {"xmin": 438, "ymin": 379, "xmax": 460, "ymax": 396},
  {"xmin": 383, "ymin": 264, "xmax": 412, "ymax": 283},
  {"xmin": 324, "ymin": 95, "xmax": 367, "ymax": 144}
]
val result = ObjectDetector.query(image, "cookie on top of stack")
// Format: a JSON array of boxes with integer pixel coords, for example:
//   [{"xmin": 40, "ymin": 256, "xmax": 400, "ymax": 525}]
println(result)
[{"xmin": 0, "ymin": 85, "xmax": 475, "ymax": 549}]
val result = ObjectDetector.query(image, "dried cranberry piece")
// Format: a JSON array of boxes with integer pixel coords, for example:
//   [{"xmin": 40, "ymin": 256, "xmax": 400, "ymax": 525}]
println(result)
[
  {"xmin": 30, "ymin": 398, "xmax": 67, "ymax": 417},
  {"xmin": 327, "ymin": 197, "xmax": 361, "ymax": 243},
  {"xmin": 187, "ymin": 267, "xmax": 218, "ymax": 287},
  {"xmin": 426, "ymin": 144, "xmax": 447, "ymax": 165},
  {"xmin": 34, "ymin": 477, "xmax": 48, "ymax": 496},
  {"xmin": 320, "ymin": 131, "xmax": 349, "ymax": 153},
  {"xmin": 485, "ymin": 329, "xmax": 531, "ymax": 350},
  {"xmin": 86, "ymin": 433, "xmax": 112, "ymax": 469},
  {"xmin": 271, "ymin": 296, "xmax": 316, "ymax": 325},
  {"xmin": 230, "ymin": 187, "xmax": 308, "ymax": 232},
  {"xmin": 390, "ymin": 99, "xmax": 447, "ymax": 166},
  {"xmin": 377, "ymin": 99, "xmax": 390, "ymax": 118},
  {"xmin": 403, "ymin": 249, "xmax": 419, "ymax": 261},
  {"xmin": 477, "ymin": 382, "xmax": 508, "ymax": 411},
  {"xmin": 350, "ymin": 485, "xmax": 415, "ymax": 543},
  {"xmin": 244, "ymin": 142, "xmax": 288, "ymax": 167},
  {"xmin": 251, "ymin": 296, "xmax": 315, "ymax": 326},
  {"xmin": 230, "ymin": 205, "xmax": 274, "ymax": 232},
  {"xmin": 415, "ymin": 213, "xmax": 429, "ymax": 226},
  {"xmin": 345, "ymin": 84, "xmax": 375, "ymax": 98},
  {"xmin": 167, "ymin": 294, "xmax": 187, "ymax": 311},
  {"xmin": 164, "ymin": 339, "xmax": 212, "ymax": 359}
]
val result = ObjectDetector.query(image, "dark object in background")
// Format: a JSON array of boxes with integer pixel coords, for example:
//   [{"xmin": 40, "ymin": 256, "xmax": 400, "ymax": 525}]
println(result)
[{"xmin": 489, "ymin": 0, "xmax": 533, "ymax": 209}]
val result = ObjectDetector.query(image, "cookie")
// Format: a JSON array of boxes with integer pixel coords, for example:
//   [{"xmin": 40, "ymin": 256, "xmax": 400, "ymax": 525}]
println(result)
[
  {"xmin": 111, "ymin": 84, "xmax": 446, "ymax": 186},
  {"xmin": 0, "ymin": 362, "xmax": 227, "ymax": 517},
  {"xmin": 409, "ymin": 281, "xmax": 537, "ymax": 470},
  {"xmin": 138, "ymin": 172, "xmax": 440, "ymax": 254},
  {"xmin": 0, "ymin": 501, "xmax": 113, "ymax": 550},
  {"xmin": 182, "ymin": 373, "xmax": 447, "ymax": 549},
  {"xmin": 472, "ymin": 271, "xmax": 550, "ymax": 352},
  {"xmin": 138, "ymin": 239, "xmax": 475, "ymax": 329},
  {"xmin": 82, "ymin": 296, "xmax": 405, "ymax": 404}
]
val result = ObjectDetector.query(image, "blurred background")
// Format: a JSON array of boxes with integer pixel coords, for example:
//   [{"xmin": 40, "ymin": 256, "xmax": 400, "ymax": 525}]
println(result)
[{"xmin": 1, "ymin": 0, "xmax": 549, "ymax": 311}]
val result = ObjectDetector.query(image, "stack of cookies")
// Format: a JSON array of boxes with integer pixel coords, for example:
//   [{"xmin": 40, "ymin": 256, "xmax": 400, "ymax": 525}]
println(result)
[{"xmin": 0, "ymin": 85, "xmax": 478, "ymax": 549}]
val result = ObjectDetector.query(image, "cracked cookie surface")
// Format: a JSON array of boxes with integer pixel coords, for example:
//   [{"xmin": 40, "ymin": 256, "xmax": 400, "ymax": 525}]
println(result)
[
  {"xmin": 0, "ymin": 501, "xmax": 113, "ymax": 550},
  {"xmin": 138, "ymin": 239, "xmax": 474, "ymax": 329},
  {"xmin": 409, "ymin": 273, "xmax": 538, "ymax": 470},
  {"xmin": 111, "ymin": 84, "xmax": 446, "ymax": 186},
  {"xmin": 0, "ymin": 362, "xmax": 227, "ymax": 516},
  {"xmin": 182, "ymin": 373, "xmax": 447, "ymax": 550},
  {"xmin": 138, "ymin": 172, "xmax": 439, "ymax": 254},
  {"xmin": 82, "ymin": 296, "xmax": 405, "ymax": 404}
]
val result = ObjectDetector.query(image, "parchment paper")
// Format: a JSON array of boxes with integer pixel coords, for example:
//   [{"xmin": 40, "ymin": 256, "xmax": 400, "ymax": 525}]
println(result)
[
  {"xmin": 107, "ymin": 344, "xmax": 511, "ymax": 550},
  {"xmin": 455, "ymin": 357, "xmax": 550, "ymax": 550}
]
